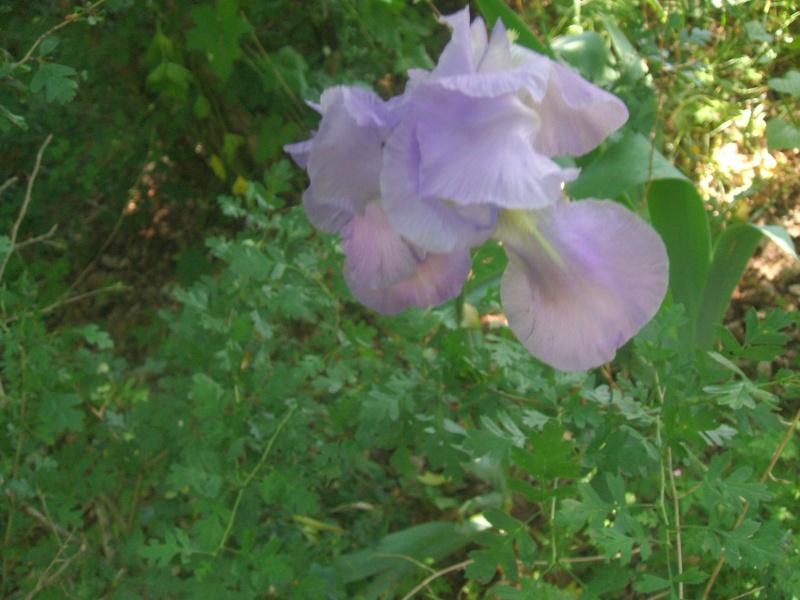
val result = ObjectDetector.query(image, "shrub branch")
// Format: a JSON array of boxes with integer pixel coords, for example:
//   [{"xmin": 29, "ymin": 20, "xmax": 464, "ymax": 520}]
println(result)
[{"xmin": 0, "ymin": 134, "xmax": 52, "ymax": 284}]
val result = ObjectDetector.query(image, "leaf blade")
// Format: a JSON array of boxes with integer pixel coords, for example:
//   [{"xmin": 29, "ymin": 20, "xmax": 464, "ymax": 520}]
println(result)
[
  {"xmin": 647, "ymin": 179, "xmax": 712, "ymax": 348},
  {"xmin": 694, "ymin": 224, "xmax": 763, "ymax": 349}
]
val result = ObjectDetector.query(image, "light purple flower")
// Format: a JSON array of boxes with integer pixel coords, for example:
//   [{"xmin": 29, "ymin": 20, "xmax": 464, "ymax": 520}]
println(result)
[
  {"xmin": 341, "ymin": 203, "xmax": 473, "ymax": 314},
  {"xmin": 380, "ymin": 8, "xmax": 627, "ymax": 254},
  {"xmin": 285, "ymin": 8, "xmax": 668, "ymax": 368},
  {"xmin": 495, "ymin": 201, "xmax": 669, "ymax": 371},
  {"xmin": 284, "ymin": 85, "xmax": 397, "ymax": 234},
  {"xmin": 285, "ymin": 86, "xmax": 471, "ymax": 313}
]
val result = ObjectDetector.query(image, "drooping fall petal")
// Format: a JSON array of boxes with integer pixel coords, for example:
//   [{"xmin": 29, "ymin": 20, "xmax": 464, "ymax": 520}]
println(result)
[
  {"xmin": 344, "ymin": 249, "xmax": 473, "ymax": 315},
  {"xmin": 341, "ymin": 202, "xmax": 422, "ymax": 290},
  {"xmin": 497, "ymin": 200, "xmax": 668, "ymax": 371}
]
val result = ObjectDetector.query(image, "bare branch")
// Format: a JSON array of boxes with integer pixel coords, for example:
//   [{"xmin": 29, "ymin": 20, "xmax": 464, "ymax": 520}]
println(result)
[
  {"xmin": 0, "ymin": 134, "xmax": 52, "ymax": 284},
  {"xmin": 0, "ymin": 176, "xmax": 18, "ymax": 197},
  {"xmin": 14, "ymin": 0, "xmax": 107, "ymax": 68},
  {"xmin": 13, "ymin": 224, "xmax": 59, "ymax": 250}
]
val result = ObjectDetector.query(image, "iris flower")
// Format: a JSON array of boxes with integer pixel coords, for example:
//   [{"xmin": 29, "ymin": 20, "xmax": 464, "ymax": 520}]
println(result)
[
  {"xmin": 285, "ymin": 8, "xmax": 669, "ymax": 371},
  {"xmin": 284, "ymin": 86, "xmax": 472, "ymax": 316},
  {"xmin": 380, "ymin": 9, "xmax": 628, "ymax": 254}
]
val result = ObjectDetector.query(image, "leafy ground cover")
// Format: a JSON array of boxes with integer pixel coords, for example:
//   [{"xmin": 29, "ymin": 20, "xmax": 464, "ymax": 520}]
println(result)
[{"xmin": 1, "ymin": 1, "xmax": 799, "ymax": 599}]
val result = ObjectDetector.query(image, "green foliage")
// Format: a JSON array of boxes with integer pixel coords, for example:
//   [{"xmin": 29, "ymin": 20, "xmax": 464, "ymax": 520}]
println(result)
[
  {"xmin": 649, "ymin": 179, "xmax": 798, "ymax": 351},
  {"xmin": 2, "ymin": 1, "xmax": 800, "ymax": 599},
  {"xmin": 186, "ymin": 0, "xmax": 252, "ymax": 82},
  {"xmin": 766, "ymin": 66, "xmax": 800, "ymax": 150},
  {"xmin": 29, "ymin": 62, "xmax": 79, "ymax": 104}
]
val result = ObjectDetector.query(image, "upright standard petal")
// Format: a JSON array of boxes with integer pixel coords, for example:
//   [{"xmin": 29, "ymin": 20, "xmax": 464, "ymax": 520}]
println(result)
[
  {"xmin": 345, "ymin": 249, "xmax": 472, "ymax": 316},
  {"xmin": 303, "ymin": 86, "xmax": 397, "ymax": 232},
  {"xmin": 530, "ymin": 62, "xmax": 629, "ymax": 157},
  {"xmin": 381, "ymin": 117, "xmax": 498, "ymax": 254},
  {"xmin": 412, "ymin": 84, "xmax": 576, "ymax": 210},
  {"xmin": 497, "ymin": 200, "xmax": 668, "ymax": 371},
  {"xmin": 436, "ymin": 8, "xmax": 514, "ymax": 76},
  {"xmin": 434, "ymin": 8, "xmax": 479, "ymax": 77},
  {"xmin": 476, "ymin": 18, "xmax": 514, "ymax": 73}
]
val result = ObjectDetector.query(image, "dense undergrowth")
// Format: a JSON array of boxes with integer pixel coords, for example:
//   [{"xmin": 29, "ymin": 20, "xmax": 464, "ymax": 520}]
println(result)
[{"xmin": 2, "ymin": 1, "xmax": 800, "ymax": 598}]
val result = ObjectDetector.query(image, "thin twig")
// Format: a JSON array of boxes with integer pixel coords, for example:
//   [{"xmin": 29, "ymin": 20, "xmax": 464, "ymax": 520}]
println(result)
[
  {"xmin": 0, "ymin": 134, "xmax": 52, "ymax": 284},
  {"xmin": 127, "ymin": 448, "xmax": 170, "ymax": 533},
  {"xmin": 400, "ymin": 558, "xmax": 472, "ymax": 600},
  {"xmin": 215, "ymin": 404, "xmax": 297, "ymax": 555},
  {"xmin": 1, "ymin": 283, "xmax": 129, "ymax": 327},
  {"xmin": 702, "ymin": 405, "xmax": 800, "ymax": 599},
  {"xmin": 241, "ymin": 13, "xmax": 307, "ymax": 120},
  {"xmin": 14, "ymin": 0, "xmax": 107, "ymax": 68},
  {"xmin": 22, "ymin": 534, "xmax": 86, "ymax": 600},
  {"xmin": 373, "ymin": 553, "xmax": 437, "ymax": 575},
  {"xmin": 39, "ymin": 283, "xmax": 130, "ymax": 315},
  {"xmin": 54, "ymin": 209, "xmax": 126, "ymax": 307},
  {"xmin": 0, "ymin": 176, "xmax": 18, "ymax": 196},
  {"xmin": 54, "ymin": 135, "xmax": 158, "ymax": 309},
  {"xmin": 667, "ymin": 446, "xmax": 684, "ymax": 599},
  {"xmin": 490, "ymin": 388, "xmax": 559, "ymax": 412},
  {"xmin": 654, "ymin": 375, "xmax": 678, "ymax": 591},
  {"xmin": 400, "ymin": 548, "xmax": 644, "ymax": 600},
  {"xmin": 756, "ymin": 407, "xmax": 800, "ymax": 486},
  {"xmin": 3, "ymin": 489, "xmax": 71, "ymax": 540},
  {"xmin": 13, "ymin": 224, "xmax": 58, "ymax": 250},
  {"xmin": 727, "ymin": 586, "xmax": 765, "ymax": 600},
  {"xmin": 422, "ymin": 0, "xmax": 442, "ymax": 18},
  {"xmin": 539, "ymin": 549, "xmax": 641, "ymax": 564}
]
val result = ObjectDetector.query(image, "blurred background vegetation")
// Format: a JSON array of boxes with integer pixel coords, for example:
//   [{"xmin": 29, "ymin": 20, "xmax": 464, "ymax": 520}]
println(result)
[{"xmin": 1, "ymin": 1, "xmax": 799, "ymax": 598}]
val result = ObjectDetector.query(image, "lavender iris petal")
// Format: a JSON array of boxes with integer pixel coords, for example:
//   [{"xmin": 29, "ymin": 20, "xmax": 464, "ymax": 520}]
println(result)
[{"xmin": 497, "ymin": 200, "xmax": 669, "ymax": 371}]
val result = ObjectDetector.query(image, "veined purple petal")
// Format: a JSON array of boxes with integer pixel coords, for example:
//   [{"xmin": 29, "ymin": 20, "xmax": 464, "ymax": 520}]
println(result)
[
  {"xmin": 381, "ymin": 118, "xmax": 498, "ymax": 253},
  {"xmin": 302, "ymin": 185, "xmax": 353, "ymax": 233},
  {"xmin": 345, "ymin": 249, "xmax": 472, "ymax": 315},
  {"xmin": 531, "ymin": 62, "xmax": 629, "ymax": 156},
  {"xmin": 284, "ymin": 138, "xmax": 313, "ymax": 169},
  {"xmin": 477, "ymin": 18, "xmax": 514, "ymax": 73},
  {"xmin": 303, "ymin": 86, "xmax": 397, "ymax": 232},
  {"xmin": 319, "ymin": 84, "xmax": 398, "ymax": 131},
  {"xmin": 412, "ymin": 85, "xmax": 576, "ymax": 209},
  {"xmin": 469, "ymin": 17, "xmax": 489, "ymax": 65},
  {"xmin": 497, "ymin": 200, "xmax": 668, "ymax": 371},
  {"xmin": 430, "ymin": 66, "xmax": 550, "ymax": 100},
  {"xmin": 341, "ymin": 202, "xmax": 421, "ymax": 290},
  {"xmin": 434, "ymin": 8, "xmax": 478, "ymax": 77}
]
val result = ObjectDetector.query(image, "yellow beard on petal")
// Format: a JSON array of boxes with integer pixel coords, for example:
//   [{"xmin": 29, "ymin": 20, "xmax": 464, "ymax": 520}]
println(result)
[{"xmin": 495, "ymin": 208, "xmax": 566, "ymax": 270}]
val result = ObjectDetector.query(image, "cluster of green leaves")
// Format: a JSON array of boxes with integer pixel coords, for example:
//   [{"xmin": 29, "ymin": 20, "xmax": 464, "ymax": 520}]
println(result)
[
  {"xmin": 4, "ymin": 156, "xmax": 800, "ymax": 598},
  {"xmin": 2, "ymin": 1, "xmax": 800, "ymax": 599},
  {"xmin": 767, "ymin": 68, "xmax": 800, "ymax": 150},
  {"xmin": 0, "ymin": 0, "xmax": 444, "ymax": 264},
  {"xmin": 140, "ymin": 0, "xmax": 442, "ymax": 182}
]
